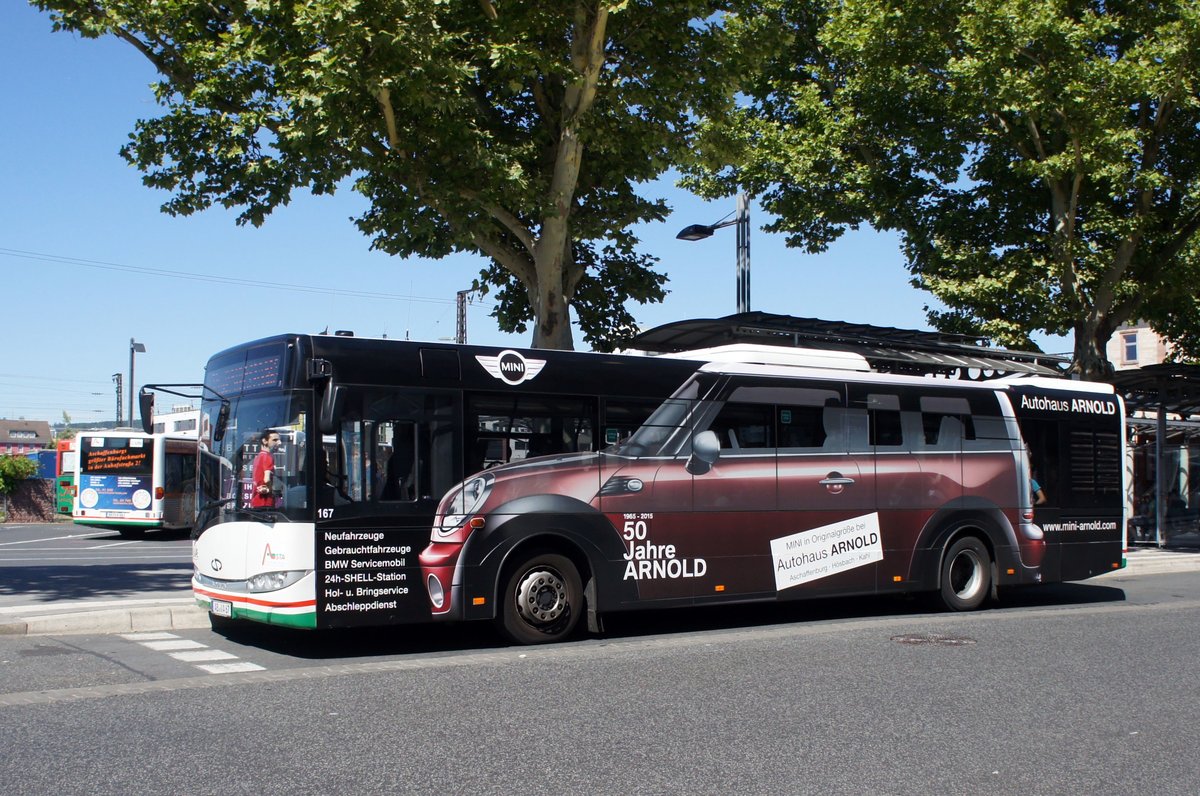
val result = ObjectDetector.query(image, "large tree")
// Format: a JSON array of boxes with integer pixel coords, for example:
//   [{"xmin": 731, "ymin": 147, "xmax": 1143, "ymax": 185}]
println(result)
[
  {"xmin": 687, "ymin": 0, "xmax": 1200, "ymax": 377},
  {"xmin": 37, "ymin": 0, "xmax": 738, "ymax": 350}
]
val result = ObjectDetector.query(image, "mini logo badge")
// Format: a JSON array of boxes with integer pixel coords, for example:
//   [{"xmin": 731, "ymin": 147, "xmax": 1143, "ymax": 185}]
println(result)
[
  {"xmin": 211, "ymin": 559, "xmax": 223, "ymax": 572},
  {"xmin": 476, "ymin": 350, "xmax": 547, "ymax": 385}
]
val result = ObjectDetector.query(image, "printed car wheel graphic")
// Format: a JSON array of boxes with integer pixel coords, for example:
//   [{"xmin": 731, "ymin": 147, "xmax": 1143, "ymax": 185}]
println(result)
[
  {"xmin": 939, "ymin": 536, "xmax": 992, "ymax": 611},
  {"xmin": 496, "ymin": 552, "xmax": 583, "ymax": 645}
]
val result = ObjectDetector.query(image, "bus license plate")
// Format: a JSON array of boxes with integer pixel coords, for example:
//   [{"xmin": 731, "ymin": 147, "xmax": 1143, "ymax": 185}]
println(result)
[{"xmin": 211, "ymin": 599, "xmax": 232, "ymax": 618}]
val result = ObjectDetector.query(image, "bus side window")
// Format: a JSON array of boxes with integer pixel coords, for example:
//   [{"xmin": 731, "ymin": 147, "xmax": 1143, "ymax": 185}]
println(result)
[{"xmin": 378, "ymin": 421, "xmax": 417, "ymax": 501}]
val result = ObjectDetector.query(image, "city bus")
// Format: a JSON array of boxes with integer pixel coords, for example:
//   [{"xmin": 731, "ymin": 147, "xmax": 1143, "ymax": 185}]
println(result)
[
  {"xmin": 55, "ymin": 438, "xmax": 76, "ymax": 515},
  {"xmin": 148, "ymin": 333, "xmax": 703, "ymax": 630},
  {"xmin": 72, "ymin": 430, "xmax": 199, "ymax": 537},
  {"xmin": 170, "ymin": 333, "xmax": 1124, "ymax": 642}
]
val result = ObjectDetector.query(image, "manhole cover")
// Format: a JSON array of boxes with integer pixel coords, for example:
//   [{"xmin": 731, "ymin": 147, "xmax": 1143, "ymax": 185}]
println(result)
[{"xmin": 891, "ymin": 633, "xmax": 977, "ymax": 646}]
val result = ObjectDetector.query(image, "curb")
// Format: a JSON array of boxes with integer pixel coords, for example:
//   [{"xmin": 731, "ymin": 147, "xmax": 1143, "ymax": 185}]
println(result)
[{"xmin": 0, "ymin": 605, "xmax": 210, "ymax": 637}]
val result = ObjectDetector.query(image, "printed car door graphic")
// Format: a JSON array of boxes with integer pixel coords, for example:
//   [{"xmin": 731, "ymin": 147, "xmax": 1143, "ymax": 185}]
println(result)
[
  {"xmin": 773, "ymin": 399, "xmax": 880, "ymax": 598},
  {"xmin": 604, "ymin": 380, "xmax": 890, "ymax": 604},
  {"xmin": 604, "ymin": 452, "xmax": 706, "ymax": 604}
]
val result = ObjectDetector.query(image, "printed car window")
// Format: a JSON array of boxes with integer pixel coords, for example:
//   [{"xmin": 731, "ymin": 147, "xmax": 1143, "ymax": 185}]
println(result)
[
  {"xmin": 920, "ymin": 395, "xmax": 972, "ymax": 451},
  {"xmin": 617, "ymin": 378, "xmax": 709, "ymax": 458},
  {"xmin": 866, "ymin": 393, "xmax": 904, "ymax": 448},
  {"xmin": 730, "ymin": 383, "xmax": 844, "ymax": 454},
  {"xmin": 707, "ymin": 402, "xmax": 775, "ymax": 452}
]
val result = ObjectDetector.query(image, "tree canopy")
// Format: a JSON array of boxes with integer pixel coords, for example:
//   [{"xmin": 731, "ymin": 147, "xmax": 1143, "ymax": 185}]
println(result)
[
  {"xmin": 687, "ymin": 0, "xmax": 1200, "ymax": 377},
  {"xmin": 36, "ymin": 0, "xmax": 739, "ymax": 350}
]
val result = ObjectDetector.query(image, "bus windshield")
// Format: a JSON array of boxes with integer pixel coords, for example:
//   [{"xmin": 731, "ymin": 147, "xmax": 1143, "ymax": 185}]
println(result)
[{"xmin": 197, "ymin": 392, "xmax": 309, "ymax": 528}]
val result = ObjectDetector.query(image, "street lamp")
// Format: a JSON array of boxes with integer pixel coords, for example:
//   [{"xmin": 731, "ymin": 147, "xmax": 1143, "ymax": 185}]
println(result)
[
  {"xmin": 676, "ymin": 191, "xmax": 751, "ymax": 314},
  {"xmin": 128, "ymin": 339, "xmax": 145, "ymax": 429}
]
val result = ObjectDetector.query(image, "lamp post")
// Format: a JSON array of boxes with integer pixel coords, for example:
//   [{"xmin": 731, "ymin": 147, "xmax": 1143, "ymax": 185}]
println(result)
[
  {"xmin": 676, "ymin": 191, "xmax": 751, "ymax": 314},
  {"xmin": 128, "ymin": 339, "xmax": 145, "ymax": 429}
]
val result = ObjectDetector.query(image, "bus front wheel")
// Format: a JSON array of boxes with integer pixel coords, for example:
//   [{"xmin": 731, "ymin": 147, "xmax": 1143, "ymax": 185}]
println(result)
[
  {"xmin": 496, "ymin": 552, "xmax": 583, "ymax": 645},
  {"xmin": 939, "ymin": 537, "xmax": 991, "ymax": 611}
]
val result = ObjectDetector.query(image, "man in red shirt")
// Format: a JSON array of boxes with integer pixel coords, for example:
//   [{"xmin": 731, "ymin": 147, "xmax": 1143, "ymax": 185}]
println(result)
[{"xmin": 251, "ymin": 430, "xmax": 281, "ymax": 509}]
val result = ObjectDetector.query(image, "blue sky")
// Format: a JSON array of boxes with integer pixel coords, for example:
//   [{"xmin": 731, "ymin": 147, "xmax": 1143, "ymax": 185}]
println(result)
[{"xmin": 2, "ymin": 3, "xmax": 1015, "ymax": 426}]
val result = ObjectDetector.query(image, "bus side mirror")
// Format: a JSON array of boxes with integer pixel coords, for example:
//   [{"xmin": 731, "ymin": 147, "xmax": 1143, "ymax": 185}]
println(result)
[
  {"xmin": 138, "ymin": 391, "xmax": 155, "ymax": 434},
  {"xmin": 214, "ymin": 402, "xmax": 230, "ymax": 442},
  {"xmin": 319, "ymin": 385, "xmax": 343, "ymax": 435},
  {"xmin": 686, "ymin": 430, "xmax": 721, "ymax": 476}
]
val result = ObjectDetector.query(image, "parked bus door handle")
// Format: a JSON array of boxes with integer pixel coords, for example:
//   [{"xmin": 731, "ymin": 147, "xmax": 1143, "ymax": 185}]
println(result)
[{"xmin": 819, "ymin": 473, "xmax": 855, "ymax": 495}]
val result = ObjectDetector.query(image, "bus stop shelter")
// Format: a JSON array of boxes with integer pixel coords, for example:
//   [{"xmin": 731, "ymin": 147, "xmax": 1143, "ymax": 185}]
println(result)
[
  {"xmin": 631, "ymin": 312, "xmax": 1065, "ymax": 377},
  {"xmin": 1111, "ymin": 364, "xmax": 1200, "ymax": 548}
]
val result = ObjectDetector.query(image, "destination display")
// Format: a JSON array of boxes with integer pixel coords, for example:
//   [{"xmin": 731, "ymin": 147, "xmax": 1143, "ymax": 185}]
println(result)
[
  {"xmin": 80, "ymin": 438, "xmax": 152, "ymax": 475},
  {"xmin": 206, "ymin": 345, "xmax": 286, "ymax": 396},
  {"xmin": 315, "ymin": 528, "xmax": 431, "ymax": 627}
]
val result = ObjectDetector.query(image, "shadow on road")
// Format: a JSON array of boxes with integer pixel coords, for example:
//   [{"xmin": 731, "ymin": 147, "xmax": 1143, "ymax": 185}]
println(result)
[
  {"xmin": 209, "ymin": 580, "xmax": 1127, "ymax": 661},
  {"xmin": 0, "ymin": 564, "xmax": 192, "ymax": 604}
]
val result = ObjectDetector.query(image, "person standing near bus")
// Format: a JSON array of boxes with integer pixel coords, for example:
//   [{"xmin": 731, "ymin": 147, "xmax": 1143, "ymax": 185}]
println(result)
[
  {"xmin": 251, "ymin": 430, "xmax": 281, "ymax": 509},
  {"xmin": 1031, "ymin": 473, "xmax": 1048, "ymax": 506}
]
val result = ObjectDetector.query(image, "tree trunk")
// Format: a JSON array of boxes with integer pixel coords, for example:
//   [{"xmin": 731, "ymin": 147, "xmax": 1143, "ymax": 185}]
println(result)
[
  {"xmin": 531, "ymin": 286, "xmax": 574, "ymax": 349},
  {"xmin": 1070, "ymin": 319, "xmax": 1116, "ymax": 381}
]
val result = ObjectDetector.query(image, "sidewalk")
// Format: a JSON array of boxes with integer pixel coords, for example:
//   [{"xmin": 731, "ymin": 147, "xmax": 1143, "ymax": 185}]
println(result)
[{"xmin": 1, "ymin": 548, "xmax": 1197, "ymax": 637}]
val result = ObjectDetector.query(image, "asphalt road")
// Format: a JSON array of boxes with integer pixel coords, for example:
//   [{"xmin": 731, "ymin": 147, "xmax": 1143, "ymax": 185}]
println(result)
[
  {"xmin": 0, "ymin": 521, "xmax": 192, "ymax": 605},
  {"xmin": 1, "ymin": 570, "xmax": 1198, "ymax": 794}
]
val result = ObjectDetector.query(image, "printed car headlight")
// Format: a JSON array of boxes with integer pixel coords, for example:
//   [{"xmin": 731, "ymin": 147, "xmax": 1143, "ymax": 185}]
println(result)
[
  {"xmin": 437, "ymin": 474, "xmax": 494, "ymax": 536},
  {"xmin": 247, "ymin": 570, "xmax": 309, "ymax": 593},
  {"xmin": 598, "ymin": 476, "xmax": 645, "ymax": 497}
]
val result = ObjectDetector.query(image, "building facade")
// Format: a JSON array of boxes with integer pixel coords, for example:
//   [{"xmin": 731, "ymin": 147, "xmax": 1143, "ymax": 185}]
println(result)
[
  {"xmin": 0, "ymin": 420, "xmax": 52, "ymax": 456},
  {"xmin": 1108, "ymin": 322, "xmax": 1171, "ymax": 371}
]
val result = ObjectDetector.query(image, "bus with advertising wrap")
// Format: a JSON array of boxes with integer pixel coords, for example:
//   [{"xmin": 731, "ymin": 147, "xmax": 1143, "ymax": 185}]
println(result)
[
  {"xmin": 72, "ymin": 430, "xmax": 198, "ymax": 537},
  {"xmin": 167, "ymin": 333, "xmax": 1125, "ymax": 644},
  {"xmin": 153, "ymin": 333, "xmax": 702, "ymax": 631}
]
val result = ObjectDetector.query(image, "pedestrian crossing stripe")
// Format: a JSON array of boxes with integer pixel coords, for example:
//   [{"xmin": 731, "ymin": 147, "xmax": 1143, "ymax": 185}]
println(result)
[{"xmin": 120, "ymin": 631, "xmax": 264, "ymax": 674}]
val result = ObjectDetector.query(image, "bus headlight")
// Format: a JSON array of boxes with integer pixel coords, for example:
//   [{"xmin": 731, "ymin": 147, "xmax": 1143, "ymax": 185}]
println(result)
[
  {"xmin": 436, "ymin": 474, "xmax": 494, "ymax": 537},
  {"xmin": 247, "ymin": 570, "xmax": 309, "ymax": 593}
]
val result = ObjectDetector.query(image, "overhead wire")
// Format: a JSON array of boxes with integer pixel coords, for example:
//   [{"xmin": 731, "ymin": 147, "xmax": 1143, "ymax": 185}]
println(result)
[{"xmin": 0, "ymin": 247, "xmax": 493, "ymax": 308}]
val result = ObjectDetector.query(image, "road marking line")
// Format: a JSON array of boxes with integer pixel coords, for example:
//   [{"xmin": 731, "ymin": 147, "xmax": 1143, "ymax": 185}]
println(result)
[
  {"xmin": 196, "ymin": 661, "xmax": 266, "ymax": 674},
  {"xmin": 0, "ymin": 598, "xmax": 194, "ymax": 615},
  {"xmin": 120, "ymin": 632, "xmax": 180, "ymax": 641},
  {"xmin": 83, "ymin": 541, "xmax": 140, "ymax": 550},
  {"xmin": 0, "ymin": 531, "xmax": 111, "ymax": 546},
  {"xmin": 170, "ymin": 649, "xmax": 238, "ymax": 663},
  {"xmin": 142, "ymin": 639, "xmax": 207, "ymax": 651},
  {"xmin": 0, "ymin": 554, "xmax": 190, "ymax": 562}
]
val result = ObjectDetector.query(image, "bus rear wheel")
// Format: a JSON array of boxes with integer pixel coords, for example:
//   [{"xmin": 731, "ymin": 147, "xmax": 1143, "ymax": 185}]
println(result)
[
  {"xmin": 939, "ymin": 537, "xmax": 991, "ymax": 611},
  {"xmin": 496, "ymin": 553, "xmax": 583, "ymax": 645}
]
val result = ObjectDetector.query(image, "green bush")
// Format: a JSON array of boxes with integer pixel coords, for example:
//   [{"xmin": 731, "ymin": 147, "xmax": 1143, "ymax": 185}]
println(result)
[{"xmin": 0, "ymin": 455, "xmax": 38, "ymax": 495}]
